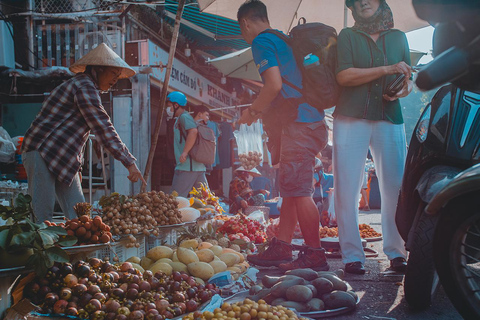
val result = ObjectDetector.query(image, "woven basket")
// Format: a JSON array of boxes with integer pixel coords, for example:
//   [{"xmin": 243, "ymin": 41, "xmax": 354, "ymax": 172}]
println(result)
[{"xmin": 244, "ymin": 206, "xmax": 270, "ymax": 221}]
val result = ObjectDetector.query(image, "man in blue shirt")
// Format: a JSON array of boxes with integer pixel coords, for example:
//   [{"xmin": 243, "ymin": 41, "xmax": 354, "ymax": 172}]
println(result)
[
  {"xmin": 237, "ymin": 0, "xmax": 329, "ymax": 271},
  {"xmin": 167, "ymin": 91, "xmax": 207, "ymax": 197}
]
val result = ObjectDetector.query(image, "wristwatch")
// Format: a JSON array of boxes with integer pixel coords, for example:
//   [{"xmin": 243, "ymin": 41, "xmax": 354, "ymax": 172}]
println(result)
[{"xmin": 248, "ymin": 107, "xmax": 261, "ymax": 117}]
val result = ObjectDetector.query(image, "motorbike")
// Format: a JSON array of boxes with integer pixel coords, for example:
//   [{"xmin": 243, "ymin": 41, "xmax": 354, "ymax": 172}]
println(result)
[{"xmin": 395, "ymin": 0, "xmax": 480, "ymax": 318}]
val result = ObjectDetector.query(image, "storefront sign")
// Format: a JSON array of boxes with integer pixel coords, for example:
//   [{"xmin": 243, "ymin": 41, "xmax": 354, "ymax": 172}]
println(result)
[{"xmin": 143, "ymin": 40, "xmax": 237, "ymax": 113}]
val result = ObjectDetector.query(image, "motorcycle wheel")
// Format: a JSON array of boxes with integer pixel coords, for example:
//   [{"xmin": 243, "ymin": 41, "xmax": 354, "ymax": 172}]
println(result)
[
  {"xmin": 404, "ymin": 201, "xmax": 440, "ymax": 310},
  {"xmin": 434, "ymin": 196, "xmax": 480, "ymax": 320}
]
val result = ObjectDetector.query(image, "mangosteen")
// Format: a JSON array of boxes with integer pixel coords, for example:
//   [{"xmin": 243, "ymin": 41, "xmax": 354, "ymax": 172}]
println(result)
[
  {"xmin": 78, "ymin": 293, "xmax": 93, "ymax": 308},
  {"xmin": 185, "ymin": 300, "xmax": 197, "ymax": 312},
  {"xmin": 138, "ymin": 281, "xmax": 151, "ymax": 293},
  {"xmin": 44, "ymin": 293, "xmax": 59, "ymax": 307},
  {"xmin": 87, "ymin": 285, "xmax": 102, "ymax": 295},
  {"xmin": 60, "ymin": 263, "xmax": 74, "ymax": 277},
  {"xmin": 172, "ymin": 293, "xmax": 185, "ymax": 303},
  {"xmin": 143, "ymin": 270, "xmax": 153, "ymax": 280},
  {"xmin": 120, "ymin": 273, "xmax": 132, "ymax": 283},
  {"xmin": 66, "ymin": 307, "xmax": 79, "ymax": 316},
  {"xmin": 89, "ymin": 273, "xmax": 99, "ymax": 283},
  {"xmin": 117, "ymin": 306, "xmax": 131, "ymax": 316},
  {"xmin": 126, "ymin": 288, "xmax": 138, "ymax": 300},
  {"xmin": 111, "ymin": 288, "xmax": 125, "ymax": 300},
  {"xmin": 154, "ymin": 299, "xmax": 169, "ymax": 312},
  {"xmin": 123, "ymin": 300, "xmax": 134, "ymax": 309},
  {"xmin": 89, "ymin": 258, "xmax": 102, "ymax": 269},
  {"xmin": 101, "ymin": 262, "xmax": 113, "ymax": 273},
  {"xmin": 72, "ymin": 284, "xmax": 87, "ymax": 296},
  {"xmin": 23, "ymin": 282, "xmax": 40, "ymax": 299},
  {"xmin": 128, "ymin": 310, "xmax": 144, "ymax": 320},
  {"xmin": 176, "ymin": 302, "xmax": 186, "ymax": 314},
  {"xmin": 103, "ymin": 273, "xmax": 114, "ymax": 282},
  {"xmin": 92, "ymin": 310, "xmax": 106, "ymax": 320},
  {"xmin": 171, "ymin": 307, "xmax": 182, "ymax": 317},
  {"xmin": 85, "ymin": 298, "xmax": 102, "ymax": 313},
  {"xmin": 171, "ymin": 281, "xmax": 181, "ymax": 292},
  {"xmin": 106, "ymin": 312, "xmax": 116, "ymax": 320},
  {"xmin": 130, "ymin": 275, "xmax": 140, "ymax": 284},
  {"xmin": 39, "ymin": 286, "xmax": 52, "ymax": 297},
  {"xmin": 111, "ymin": 272, "xmax": 120, "ymax": 282},
  {"xmin": 60, "ymin": 287, "xmax": 72, "ymax": 301},
  {"xmin": 140, "ymin": 291, "xmax": 152, "ymax": 300},
  {"xmin": 105, "ymin": 299, "xmax": 121, "ymax": 313},
  {"xmin": 53, "ymin": 299, "xmax": 68, "ymax": 314},
  {"xmin": 116, "ymin": 315, "xmax": 127, "ymax": 320},
  {"xmin": 76, "ymin": 264, "xmax": 91, "ymax": 278},
  {"xmin": 128, "ymin": 283, "xmax": 139, "ymax": 291},
  {"xmin": 46, "ymin": 266, "xmax": 60, "ymax": 279},
  {"xmin": 186, "ymin": 288, "xmax": 196, "ymax": 299},
  {"xmin": 93, "ymin": 292, "xmax": 107, "ymax": 303},
  {"xmin": 78, "ymin": 308, "xmax": 89, "ymax": 319},
  {"xmin": 67, "ymin": 301, "xmax": 78, "ymax": 309}
]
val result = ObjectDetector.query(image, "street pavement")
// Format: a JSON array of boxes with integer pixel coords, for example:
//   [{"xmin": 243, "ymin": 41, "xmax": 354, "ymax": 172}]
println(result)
[
  {"xmin": 256, "ymin": 209, "xmax": 463, "ymax": 319},
  {"xmin": 330, "ymin": 209, "xmax": 462, "ymax": 320}
]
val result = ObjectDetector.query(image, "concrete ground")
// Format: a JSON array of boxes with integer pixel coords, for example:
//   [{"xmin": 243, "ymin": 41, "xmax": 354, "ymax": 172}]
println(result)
[{"xmin": 257, "ymin": 209, "xmax": 462, "ymax": 319}]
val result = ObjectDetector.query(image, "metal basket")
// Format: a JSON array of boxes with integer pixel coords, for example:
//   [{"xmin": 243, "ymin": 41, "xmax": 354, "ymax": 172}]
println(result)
[{"xmin": 244, "ymin": 206, "xmax": 270, "ymax": 221}]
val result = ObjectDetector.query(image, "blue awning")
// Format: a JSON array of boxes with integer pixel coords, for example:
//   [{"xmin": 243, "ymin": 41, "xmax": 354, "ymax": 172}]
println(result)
[{"xmin": 164, "ymin": 0, "xmax": 249, "ymax": 57}]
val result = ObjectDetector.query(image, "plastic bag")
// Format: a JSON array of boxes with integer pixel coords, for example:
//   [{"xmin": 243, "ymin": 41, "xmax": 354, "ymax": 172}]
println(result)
[
  {"xmin": 326, "ymin": 188, "xmax": 337, "ymax": 227},
  {"xmin": 0, "ymin": 127, "xmax": 16, "ymax": 163},
  {"xmin": 234, "ymin": 121, "xmax": 264, "ymax": 170}
]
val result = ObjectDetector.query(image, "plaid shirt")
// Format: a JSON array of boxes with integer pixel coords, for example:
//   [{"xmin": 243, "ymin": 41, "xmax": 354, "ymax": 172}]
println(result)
[{"xmin": 22, "ymin": 74, "xmax": 136, "ymax": 186}]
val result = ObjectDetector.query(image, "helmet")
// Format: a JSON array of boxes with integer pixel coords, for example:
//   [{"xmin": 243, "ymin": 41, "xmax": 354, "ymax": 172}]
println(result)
[{"xmin": 167, "ymin": 91, "xmax": 187, "ymax": 107}]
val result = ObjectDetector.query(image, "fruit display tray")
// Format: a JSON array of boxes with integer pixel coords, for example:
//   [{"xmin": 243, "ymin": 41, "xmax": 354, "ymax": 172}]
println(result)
[{"xmin": 224, "ymin": 290, "xmax": 359, "ymax": 319}]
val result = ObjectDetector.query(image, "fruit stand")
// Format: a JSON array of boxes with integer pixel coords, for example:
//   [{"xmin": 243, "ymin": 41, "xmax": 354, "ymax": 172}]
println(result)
[{"xmin": 0, "ymin": 184, "xmax": 367, "ymax": 320}]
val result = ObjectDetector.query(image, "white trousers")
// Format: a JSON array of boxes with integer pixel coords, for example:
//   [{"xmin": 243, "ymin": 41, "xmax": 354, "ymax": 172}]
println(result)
[{"xmin": 333, "ymin": 115, "xmax": 407, "ymax": 264}]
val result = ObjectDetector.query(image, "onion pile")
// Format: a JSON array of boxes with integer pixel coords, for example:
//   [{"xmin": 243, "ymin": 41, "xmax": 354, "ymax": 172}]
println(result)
[
  {"xmin": 239, "ymin": 151, "xmax": 262, "ymax": 171},
  {"xmin": 99, "ymin": 192, "xmax": 182, "ymax": 246}
]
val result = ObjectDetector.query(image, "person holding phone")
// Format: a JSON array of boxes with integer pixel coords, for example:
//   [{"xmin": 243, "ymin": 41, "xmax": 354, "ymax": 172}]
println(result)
[{"xmin": 333, "ymin": 0, "xmax": 413, "ymax": 274}]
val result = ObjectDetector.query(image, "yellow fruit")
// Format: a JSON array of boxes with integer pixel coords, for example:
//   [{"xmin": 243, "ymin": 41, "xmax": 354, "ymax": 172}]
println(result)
[
  {"xmin": 209, "ymin": 261, "xmax": 228, "ymax": 273},
  {"xmin": 210, "ymin": 245, "xmax": 223, "ymax": 256},
  {"xmin": 126, "ymin": 256, "xmax": 141, "ymax": 264},
  {"xmin": 140, "ymin": 256, "xmax": 154, "ymax": 269},
  {"xmin": 146, "ymin": 246, "xmax": 173, "ymax": 261},
  {"xmin": 187, "ymin": 262, "xmax": 215, "ymax": 281},
  {"xmin": 149, "ymin": 262, "xmax": 173, "ymax": 276},
  {"xmin": 177, "ymin": 247, "xmax": 199, "ymax": 265},
  {"xmin": 179, "ymin": 239, "xmax": 199, "ymax": 249},
  {"xmin": 219, "ymin": 253, "xmax": 240, "ymax": 267},
  {"xmin": 196, "ymin": 249, "xmax": 215, "ymax": 263},
  {"xmin": 130, "ymin": 263, "xmax": 145, "ymax": 273},
  {"xmin": 172, "ymin": 252, "xmax": 179, "ymax": 262},
  {"xmin": 198, "ymin": 242, "xmax": 214, "ymax": 250},
  {"xmin": 168, "ymin": 261, "xmax": 188, "ymax": 273}
]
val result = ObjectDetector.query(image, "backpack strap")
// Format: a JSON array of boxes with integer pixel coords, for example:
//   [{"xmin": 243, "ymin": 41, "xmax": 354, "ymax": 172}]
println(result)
[
  {"xmin": 259, "ymin": 30, "xmax": 306, "ymax": 99},
  {"xmin": 178, "ymin": 113, "xmax": 193, "ymax": 170}
]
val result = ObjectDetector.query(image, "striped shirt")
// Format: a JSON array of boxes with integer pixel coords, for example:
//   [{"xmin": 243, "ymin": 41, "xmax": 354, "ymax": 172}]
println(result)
[{"xmin": 22, "ymin": 73, "xmax": 136, "ymax": 186}]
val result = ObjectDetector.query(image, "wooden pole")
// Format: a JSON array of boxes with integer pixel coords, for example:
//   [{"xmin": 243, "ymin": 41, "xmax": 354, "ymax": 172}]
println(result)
[{"xmin": 141, "ymin": 0, "xmax": 186, "ymax": 192}]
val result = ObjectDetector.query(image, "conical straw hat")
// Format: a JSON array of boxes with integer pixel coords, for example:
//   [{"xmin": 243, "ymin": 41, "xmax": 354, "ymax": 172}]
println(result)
[{"xmin": 69, "ymin": 43, "xmax": 136, "ymax": 79}]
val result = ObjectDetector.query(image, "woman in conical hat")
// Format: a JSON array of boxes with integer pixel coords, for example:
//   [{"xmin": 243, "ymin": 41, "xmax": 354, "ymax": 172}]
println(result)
[
  {"xmin": 229, "ymin": 166, "xmax": 268, "ymax": 214},
  {"xmin": 22, "ymin": 43, "xmax": 145, "ymax": 222}
]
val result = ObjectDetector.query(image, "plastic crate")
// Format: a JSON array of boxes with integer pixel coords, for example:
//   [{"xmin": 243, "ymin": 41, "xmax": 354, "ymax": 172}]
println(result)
[
  {"xmin": 146, "ymin": 228, "xmax": 180, "ymax": 250},
  {"xmin": 94, "ymin": 235, "xmax": 146, "ymax": 262}
]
